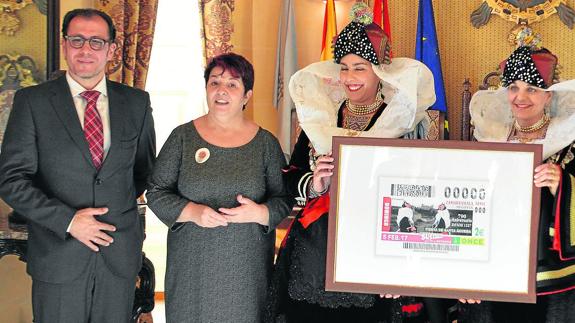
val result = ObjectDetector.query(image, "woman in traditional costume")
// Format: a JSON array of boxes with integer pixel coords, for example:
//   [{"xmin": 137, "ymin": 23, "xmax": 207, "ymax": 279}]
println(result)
[
  {"xmin": 266, "ymin": 3, "xmax": 448, "ymax": 322},
  {"xmin": 460, "ymin": 30, "xmax": 575, "ymax": 323},
  {"xmin": 432, "ymin": 203, "xmax": 450, "ymax": 230},
  {"xmin": 398, "ymin": 202, "xmax": 417, "ymax": 233}
]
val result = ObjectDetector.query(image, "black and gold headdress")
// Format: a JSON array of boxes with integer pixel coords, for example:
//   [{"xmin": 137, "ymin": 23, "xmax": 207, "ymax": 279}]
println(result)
[{"xmin": 333, "ymin": 2, "xmax": 391, "ymax": 65}]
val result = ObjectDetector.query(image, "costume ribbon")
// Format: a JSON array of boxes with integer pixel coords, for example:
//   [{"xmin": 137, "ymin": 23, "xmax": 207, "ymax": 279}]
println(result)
[
  {"xmin": 553, "ymin": 167, "xmax": 563, "ymax": 254},
  {"xmin": 280, "ymin": 193, "xmax": 330, "ymax": 249},
  {"xmin": 298, "ymin": 194, "xmax": 330, "ymax": 229},
  {"xmin": 402, "ymin": 302, "xmax": 424, "ymax": 315}
]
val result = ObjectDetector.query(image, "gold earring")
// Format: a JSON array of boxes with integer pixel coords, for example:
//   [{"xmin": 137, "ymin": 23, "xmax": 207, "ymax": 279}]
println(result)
[{"xmin": 377, "ymin": 82, "xmax": 385, "ymax": 101}]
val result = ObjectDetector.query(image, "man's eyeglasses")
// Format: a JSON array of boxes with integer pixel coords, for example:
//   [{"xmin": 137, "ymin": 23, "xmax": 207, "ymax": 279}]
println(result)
[{"xmin": 65, "ymin": 36, "xmax": 111, "ymax": 51}]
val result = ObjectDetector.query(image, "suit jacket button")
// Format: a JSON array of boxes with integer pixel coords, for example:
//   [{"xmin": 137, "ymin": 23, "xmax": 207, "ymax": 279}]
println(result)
[{"xmin": 95, "ymin": 178, "xmax": 102, "ymax": 185}]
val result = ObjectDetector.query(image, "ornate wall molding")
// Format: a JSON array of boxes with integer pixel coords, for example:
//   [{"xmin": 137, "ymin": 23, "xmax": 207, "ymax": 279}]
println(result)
[{"xmin": 471, "ymin": 0, "xmax": 575, "ymax": 29}]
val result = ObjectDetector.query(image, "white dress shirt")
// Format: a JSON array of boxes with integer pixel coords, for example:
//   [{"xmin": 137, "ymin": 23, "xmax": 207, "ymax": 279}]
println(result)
[{"xmin": 66, "ymin": 73, "xmax": 111, "ymax": 159}]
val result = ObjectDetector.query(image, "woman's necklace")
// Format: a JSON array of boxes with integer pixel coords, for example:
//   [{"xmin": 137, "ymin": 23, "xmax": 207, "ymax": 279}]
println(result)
[
  {"xmin": 507, "ymin": 115, "xmax": 550, "ymax": 143},
  {"xmin": 343, "ymin": 99, "xmax": 384, "ymax": 131},
  {"xmin": 345, "ymin": 98, "xmax": 383, "ymax": 115},
  {"xmin": 514, "ymin": 114, "xmax": 550, "ymax": 133}
]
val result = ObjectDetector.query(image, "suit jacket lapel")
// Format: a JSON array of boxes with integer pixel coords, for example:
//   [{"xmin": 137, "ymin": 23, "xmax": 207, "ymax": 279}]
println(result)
[
  {"xmin": 99, "ymin": 80, "xmax": 125, "ymax": 174},
  {"xmin": 48, "ymin": 76, "xmax": 94, "ymax": 168}
]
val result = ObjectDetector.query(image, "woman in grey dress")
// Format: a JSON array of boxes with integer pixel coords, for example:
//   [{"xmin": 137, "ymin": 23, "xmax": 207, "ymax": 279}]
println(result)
[{"xmin": 147, "ymin": 53, "xmax": 292, "ymax": 323}]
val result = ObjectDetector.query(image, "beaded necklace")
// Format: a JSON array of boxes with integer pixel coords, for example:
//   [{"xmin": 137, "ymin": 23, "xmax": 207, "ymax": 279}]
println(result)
[
  {"xmin": 345, "ymin": 97, "xmax": 384, "ymax": 115},
  {"xmin": 343, "ymin": 99, "xmax": 384, "ymax": 131},
  {"xmin": 514, "ymin": 114, "xmax": 550, "ymax": 133},
  {"xmin": 507, "ymin": 117, "xmax": 550, "ymax": 143}
]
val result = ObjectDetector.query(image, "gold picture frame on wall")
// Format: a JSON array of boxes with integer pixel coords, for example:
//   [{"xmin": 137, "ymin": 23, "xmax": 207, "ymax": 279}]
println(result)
[{"xmin": 0, "ymin": 0, "xmax": 60, "ymax": 144}]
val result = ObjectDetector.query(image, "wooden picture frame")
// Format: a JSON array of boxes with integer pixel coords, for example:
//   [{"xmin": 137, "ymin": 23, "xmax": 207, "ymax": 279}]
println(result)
[{"xmin": 326, "ymin": 137, "xmax": 542, "ymax": 303}]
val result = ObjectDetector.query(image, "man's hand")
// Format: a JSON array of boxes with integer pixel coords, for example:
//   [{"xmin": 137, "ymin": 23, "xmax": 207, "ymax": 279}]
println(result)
[{"xmin": 69, "ymin": 207, "xmax": 115, "ymax": 252}]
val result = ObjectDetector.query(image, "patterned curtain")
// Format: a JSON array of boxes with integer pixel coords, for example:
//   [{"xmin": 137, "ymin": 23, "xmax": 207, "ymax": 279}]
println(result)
[
  {"xmin": 96, "ymin": 0, "xmax": 159, "ymax": 90},
  {"xmin": 199, "ymin": 0, "xmax": 235, "ymax": 61}
]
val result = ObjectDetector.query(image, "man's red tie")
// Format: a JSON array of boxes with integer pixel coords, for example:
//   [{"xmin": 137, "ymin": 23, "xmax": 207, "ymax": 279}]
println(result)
[{"xmin": 81, "ymin": 90, "xmax": 104, "ymax": 170}]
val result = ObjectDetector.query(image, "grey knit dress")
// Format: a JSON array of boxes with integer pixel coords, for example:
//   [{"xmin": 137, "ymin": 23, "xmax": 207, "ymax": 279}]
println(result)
[{"xmin": 146, "ymin": 122, "xmax": 291, "ymax": 323}]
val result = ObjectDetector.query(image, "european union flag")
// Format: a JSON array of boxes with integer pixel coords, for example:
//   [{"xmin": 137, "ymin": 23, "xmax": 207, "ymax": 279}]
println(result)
[{"xmin": 415, "ymin": 0, "xmax": 448, "ymax": 131}]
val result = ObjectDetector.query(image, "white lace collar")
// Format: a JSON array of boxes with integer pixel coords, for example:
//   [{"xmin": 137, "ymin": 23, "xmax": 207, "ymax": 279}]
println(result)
[{"xmin": 288, "ymin": 58, "xmax": 436, "ymax": 154}]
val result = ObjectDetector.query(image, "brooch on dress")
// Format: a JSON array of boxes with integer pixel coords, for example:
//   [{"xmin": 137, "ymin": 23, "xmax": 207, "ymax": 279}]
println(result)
[{"xmin": 195, "ymin": 148, "xmax": 210, "ymax": 164}]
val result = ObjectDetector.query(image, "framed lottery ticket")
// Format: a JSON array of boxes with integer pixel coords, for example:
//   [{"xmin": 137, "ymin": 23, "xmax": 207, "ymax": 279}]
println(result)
[{"xmin": 325, "ymin": 137, "xmax": 542, "ymax": 303}]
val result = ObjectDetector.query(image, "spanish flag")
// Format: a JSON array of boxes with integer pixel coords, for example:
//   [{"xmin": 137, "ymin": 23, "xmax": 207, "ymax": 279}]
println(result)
[
  {"xmin": 320, "ymin": 0, "xmax": 337, "ymax": 61},
  {"xmin": 373, "ymin": 0, "xmax": 392, "ymax": 57}
]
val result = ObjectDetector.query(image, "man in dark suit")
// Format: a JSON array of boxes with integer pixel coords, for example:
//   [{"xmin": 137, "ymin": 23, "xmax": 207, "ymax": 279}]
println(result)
[{"xmin": 0, "ymin": 8, "xmax": 155, "ymax": 322}]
